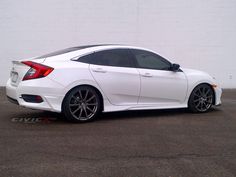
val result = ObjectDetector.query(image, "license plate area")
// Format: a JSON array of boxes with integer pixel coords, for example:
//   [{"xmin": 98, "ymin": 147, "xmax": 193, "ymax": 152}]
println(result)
[{"xmin": 11, "ymin": 71, "xmax": 18, "ymax": 83}]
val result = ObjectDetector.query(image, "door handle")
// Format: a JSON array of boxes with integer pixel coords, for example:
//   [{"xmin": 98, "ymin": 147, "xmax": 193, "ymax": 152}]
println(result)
[
  {"xmin": 141, "ymin": 73, "xmax": 153, "ymax": 77},
  {"xmin": 92, "ymin": 68, "xmax": 107, "ymax": 73}
]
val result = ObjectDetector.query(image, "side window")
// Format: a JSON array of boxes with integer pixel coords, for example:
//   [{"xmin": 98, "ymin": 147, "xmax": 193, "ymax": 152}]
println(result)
[
  {"xmin": 78, "ymin": 54, "xmax": 93, "ymax": 64},
  {"xmin": 92, "ymin": 49, "xmax": 135, "ymax": 68},
  {"xmin": 132, "ymin": 49, "xmax": 171, "ymax": 70}
]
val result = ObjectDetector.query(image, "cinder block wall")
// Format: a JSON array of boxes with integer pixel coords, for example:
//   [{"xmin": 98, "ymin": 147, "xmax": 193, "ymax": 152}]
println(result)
[{"xmin": 1, "ymin": 0, "xmax": 236, "ymax": 88}]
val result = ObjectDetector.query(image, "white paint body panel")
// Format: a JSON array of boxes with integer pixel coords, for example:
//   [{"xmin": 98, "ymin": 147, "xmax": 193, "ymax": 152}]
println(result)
[
  {"xmin": 90, "ymin": 64, "xmax": 140, "ymax": 105},
  {"xmin": 6, "ymin": 45, "xmax": 222, "ymax": 113},
  {"xmin": 138, "ymin": 68, "xmax": 187, "ymax": 105}
]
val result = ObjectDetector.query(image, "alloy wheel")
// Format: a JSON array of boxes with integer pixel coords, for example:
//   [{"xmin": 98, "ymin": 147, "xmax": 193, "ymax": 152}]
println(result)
[
  {"xmin": 192, "ymin": 85, "xmax": 213, "ymax": 112},
  {"xmin": 69, "ymin": 89, "xmax": 98, "ymax": 121}
]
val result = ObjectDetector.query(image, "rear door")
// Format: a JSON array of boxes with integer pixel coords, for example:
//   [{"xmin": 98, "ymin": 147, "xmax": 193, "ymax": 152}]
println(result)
[{"xmin": 87, "ymin": 49, "xmax": 140, "ymax": 106}]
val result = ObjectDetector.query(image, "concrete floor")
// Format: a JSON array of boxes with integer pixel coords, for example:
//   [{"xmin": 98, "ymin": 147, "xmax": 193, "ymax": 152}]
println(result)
[{"xmin": 0, "ymin": 87, "xmax": 236, "ymax": 177}]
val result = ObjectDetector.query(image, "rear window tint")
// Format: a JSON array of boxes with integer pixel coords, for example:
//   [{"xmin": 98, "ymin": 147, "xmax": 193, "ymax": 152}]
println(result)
[{"xmin": 35, "ymin": 45, "xmax": 108, "ymax": 59}]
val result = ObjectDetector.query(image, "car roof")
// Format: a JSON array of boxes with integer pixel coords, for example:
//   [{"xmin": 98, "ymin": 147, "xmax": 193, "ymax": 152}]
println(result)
[
  {"xmin": 34, "ymin": 44, "xmax": 156, "ymax": 62},
  {"xmin": 35, "ymin": 44, "xmax": 114, "ymax": 59}
]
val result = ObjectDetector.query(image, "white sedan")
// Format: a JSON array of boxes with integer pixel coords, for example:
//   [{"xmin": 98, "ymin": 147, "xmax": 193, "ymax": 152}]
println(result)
[{"xmin": 6, "ymin": 45, "xmax": 222, "ymax": 122}]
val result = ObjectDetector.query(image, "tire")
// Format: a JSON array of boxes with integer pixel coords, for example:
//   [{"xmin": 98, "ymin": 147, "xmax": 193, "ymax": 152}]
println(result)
[
  {"xmin": 188, "ymin": 84, "xmax": 214, "ymax": 113},
  {"xmin": 62, "ymin": 86, "xmax": 101, "ymax": 122}
]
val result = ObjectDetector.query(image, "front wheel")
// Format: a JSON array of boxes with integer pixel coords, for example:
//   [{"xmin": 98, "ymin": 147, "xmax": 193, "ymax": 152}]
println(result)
[
  {"xmin": 188, "ymin": 84, "xmax": 214, "ymax": 113},
  {"xmin": 62, "ymin": 86, "xmax": 101, "ymax": 122}
]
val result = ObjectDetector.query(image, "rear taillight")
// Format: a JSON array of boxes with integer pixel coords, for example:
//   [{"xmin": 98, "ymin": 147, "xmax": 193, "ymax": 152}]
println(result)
[{"xmin": 21, "ymin": 61, "xmax": 54, "ymax": 81}]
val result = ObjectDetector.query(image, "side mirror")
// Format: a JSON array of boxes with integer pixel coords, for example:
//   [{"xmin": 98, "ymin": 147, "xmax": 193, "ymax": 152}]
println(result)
[{"xmin": 171, "ymin": 63, "xmax": 180, "ymax": 72}]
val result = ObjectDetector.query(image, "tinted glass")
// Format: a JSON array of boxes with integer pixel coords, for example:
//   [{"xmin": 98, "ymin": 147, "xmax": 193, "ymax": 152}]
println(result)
[
  {"xmin": 78, "ymin": 54, "xmax": 93, "ymax": 64},
  {"xmin": 132, "ymin": 49, "xmax": 171, "ymax": 70},
  {"xmin": 79, "ymin": 49, "xmax": 135, "ymax": 68},
  {"xmin": 36, "ymin": 45, "xmax": 108, "ymax": 59}
]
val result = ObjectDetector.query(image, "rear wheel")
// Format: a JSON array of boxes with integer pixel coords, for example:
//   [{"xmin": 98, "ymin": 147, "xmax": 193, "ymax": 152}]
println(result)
[
  {"xmin": 188, "ymin": 84, "xmax": 214, "ymax": 113},
  {"xmin": 62, "ymin": 86, "xmax": 101, "ymax": 122}
]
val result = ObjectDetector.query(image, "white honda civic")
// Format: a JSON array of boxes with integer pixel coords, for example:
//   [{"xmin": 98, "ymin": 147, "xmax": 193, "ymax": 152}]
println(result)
[{"xmin": 6, "ymin": 45, "xmax": 222, "ymax": 122}]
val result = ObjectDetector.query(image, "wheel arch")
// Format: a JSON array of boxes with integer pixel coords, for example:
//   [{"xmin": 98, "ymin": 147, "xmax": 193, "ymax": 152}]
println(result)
[
  {"xmin": 61, "ymin": 84, "xmax": 104, "ymax": 112},
  {"xmin": 188, "ymin": 82, "xmax": 216, "ymax": 105}
]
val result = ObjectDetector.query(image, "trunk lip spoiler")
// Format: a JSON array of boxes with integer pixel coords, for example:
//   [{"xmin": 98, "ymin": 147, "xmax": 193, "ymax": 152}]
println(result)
[
  {"xmin": 12, "ymin": 60, "xmax": 22, "ymax": 64},
  {"xmin": 12, "ymin": 58, "xmax": 46, "ymax": 65}
]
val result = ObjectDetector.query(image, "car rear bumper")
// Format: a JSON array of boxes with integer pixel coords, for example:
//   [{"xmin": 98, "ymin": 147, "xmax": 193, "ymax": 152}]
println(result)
[{"xmin": 6, "ymin": 78, "xmax": 65, "ymax": 112}]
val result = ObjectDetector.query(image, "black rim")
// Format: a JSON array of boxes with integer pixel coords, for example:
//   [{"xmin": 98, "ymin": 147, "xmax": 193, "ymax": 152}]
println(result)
[
  {"xmin": 192, "ymin": 86, "xmax": 213, "ymax": 112},
  {"xmin": 69, "ymin": 89, "xmax": 98, "ymax": 121}
]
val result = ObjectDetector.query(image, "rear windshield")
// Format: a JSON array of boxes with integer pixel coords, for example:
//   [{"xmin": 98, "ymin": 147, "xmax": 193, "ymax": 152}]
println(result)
[{"xmin": 35, "ymin": 45, "xmax": 104, "ymax": 59}]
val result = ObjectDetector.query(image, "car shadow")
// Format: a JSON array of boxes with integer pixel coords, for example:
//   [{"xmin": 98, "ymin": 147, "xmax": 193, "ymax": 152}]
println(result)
[
  {"xmin": 10, "ymin": 107, "xmax": 222, "ymax": 124},
  {"xmin": 99, "ymin": 107, "xmax": 219, "ymax": 121},
  {"xmin": 99, "ymin": 108, "xmax": 188, "ymax": 121}
]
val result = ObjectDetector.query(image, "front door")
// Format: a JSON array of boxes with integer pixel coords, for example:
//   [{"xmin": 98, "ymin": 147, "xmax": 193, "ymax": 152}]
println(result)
[{"xmin": 131, "ymin": 49, "xmax": 187, "ymax": 105}]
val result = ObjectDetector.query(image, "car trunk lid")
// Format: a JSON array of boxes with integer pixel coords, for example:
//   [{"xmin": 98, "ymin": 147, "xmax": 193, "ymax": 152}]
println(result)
[
  {"xmin": 10, "ymin": 61, "xmax": 30, "ymax": 87},
  {"xmin": 10, "ymin": 58, "xmax": 45, "ymax": 86}
]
